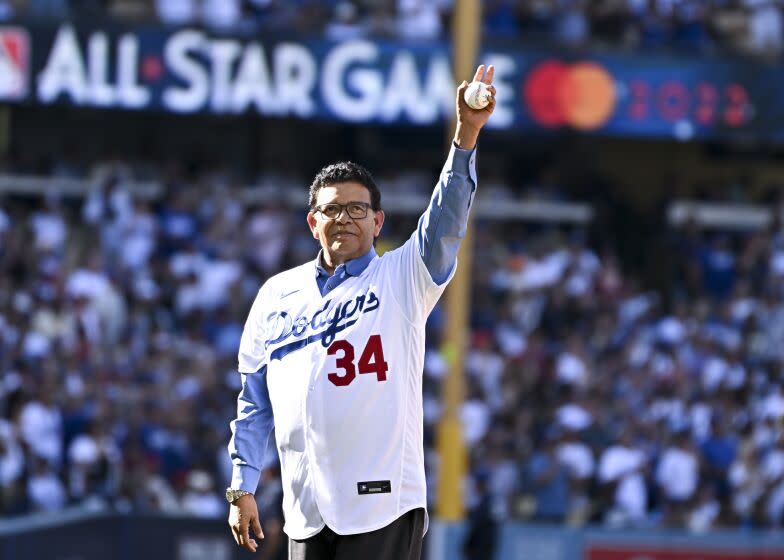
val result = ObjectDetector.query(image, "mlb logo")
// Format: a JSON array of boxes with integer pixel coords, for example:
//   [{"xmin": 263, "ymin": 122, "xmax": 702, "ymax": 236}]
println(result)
[{"xmin": 0, "ymin": 28, "xmax": 29, "ymax": 100}]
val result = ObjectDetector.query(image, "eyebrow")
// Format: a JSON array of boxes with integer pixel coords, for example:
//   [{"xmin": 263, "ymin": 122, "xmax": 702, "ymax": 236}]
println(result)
[{"xmin": 318, "ymin": 200, "xmax": 371, "ymax": 206}]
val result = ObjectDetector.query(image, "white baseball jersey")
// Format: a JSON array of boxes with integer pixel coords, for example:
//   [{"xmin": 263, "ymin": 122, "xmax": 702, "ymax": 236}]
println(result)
[{"xmin": 237, "ymin": 232, "xmax": 455, "ymax": 538}]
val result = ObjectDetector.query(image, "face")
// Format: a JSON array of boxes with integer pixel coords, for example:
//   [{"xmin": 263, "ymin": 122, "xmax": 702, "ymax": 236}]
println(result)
[{"xmin": 307, "ymin": 182, "xmax": 384, "ymax": 268}]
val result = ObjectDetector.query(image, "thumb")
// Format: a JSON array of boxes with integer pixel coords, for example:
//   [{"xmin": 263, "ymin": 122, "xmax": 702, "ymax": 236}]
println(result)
[{"xmin": 253, "ymin": 516, "xmax": 264, "ymax": 539}]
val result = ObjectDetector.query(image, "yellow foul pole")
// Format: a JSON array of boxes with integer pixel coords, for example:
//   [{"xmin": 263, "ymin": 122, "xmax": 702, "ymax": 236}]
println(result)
[{"xmin": 436, "ymin": 0, "xmax": 480, "ymax": 522}]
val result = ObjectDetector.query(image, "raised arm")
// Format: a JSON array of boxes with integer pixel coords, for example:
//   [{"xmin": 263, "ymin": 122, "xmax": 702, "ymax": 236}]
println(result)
[{"xmin": 417, "ymin": 64, "xmax": 496, "ymax": 284}]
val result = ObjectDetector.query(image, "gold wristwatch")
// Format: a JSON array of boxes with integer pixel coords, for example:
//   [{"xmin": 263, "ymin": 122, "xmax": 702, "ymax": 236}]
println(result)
[{"xmin": 225, "ymin": 488, "xmax": 252, "ymax": 504}]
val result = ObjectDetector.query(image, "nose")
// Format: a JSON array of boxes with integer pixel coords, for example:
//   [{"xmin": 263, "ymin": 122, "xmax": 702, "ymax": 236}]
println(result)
[{"xmin": 334, "ymin": 208, "xmax": 352, "ymax": 223}]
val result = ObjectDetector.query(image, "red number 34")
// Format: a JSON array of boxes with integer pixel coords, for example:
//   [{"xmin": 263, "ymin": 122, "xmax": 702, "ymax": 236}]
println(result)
[{"xmin": 327, "ymin": 335, "xmax": 389, "ymax": 387}]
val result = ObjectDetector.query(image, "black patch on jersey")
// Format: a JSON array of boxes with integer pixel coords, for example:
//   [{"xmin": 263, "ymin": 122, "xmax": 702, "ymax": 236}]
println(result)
[{"xmin": 357, "ymin": 480, "xmax": 391, "ymax": 495}]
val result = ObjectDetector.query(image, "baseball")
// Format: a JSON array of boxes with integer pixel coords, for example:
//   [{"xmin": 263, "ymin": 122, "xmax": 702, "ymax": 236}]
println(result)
[{"xmin": 464, "ymin": 81, "xmax": 491, "ymax": 110}]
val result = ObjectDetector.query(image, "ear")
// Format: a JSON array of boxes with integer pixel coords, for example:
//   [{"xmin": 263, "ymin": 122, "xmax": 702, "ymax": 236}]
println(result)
[
  {"xmin": 307, "ymin": 211, "xmax": 319, "ymax": 240},
  {"xmin": 373, "ymin": 210, "xmax": 385, "ymax": 238}
]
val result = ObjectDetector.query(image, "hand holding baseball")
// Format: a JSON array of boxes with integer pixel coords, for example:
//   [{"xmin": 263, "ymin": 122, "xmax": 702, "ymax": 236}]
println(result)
[{"xmin": 454, "ymin": 64, "xmax": 496, "ymax": 149}]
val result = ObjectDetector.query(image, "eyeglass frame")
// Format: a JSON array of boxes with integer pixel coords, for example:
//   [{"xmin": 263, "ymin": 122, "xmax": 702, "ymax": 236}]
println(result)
[{"xmin": 311, "ymin": 201, "xmax": 376, "ymax": 221}]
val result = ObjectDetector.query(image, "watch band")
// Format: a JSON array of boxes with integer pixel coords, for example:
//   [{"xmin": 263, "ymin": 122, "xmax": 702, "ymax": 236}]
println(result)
[{"xmin": 226, "ymin": 488, "xmax": 252, "ymax": 504}]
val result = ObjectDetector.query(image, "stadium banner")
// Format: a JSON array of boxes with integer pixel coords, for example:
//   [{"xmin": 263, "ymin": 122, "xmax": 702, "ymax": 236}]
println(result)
[
  {"xmin": 0, "ymin": 21, "xmax": 777, "ymax": 140},
  {"xmin": 586, "ymin": 545, "xmax": 784, "ymax": 560},
  {"xmin": 491, "ymin": 522, "xmax": 784, "ymax": 560}
]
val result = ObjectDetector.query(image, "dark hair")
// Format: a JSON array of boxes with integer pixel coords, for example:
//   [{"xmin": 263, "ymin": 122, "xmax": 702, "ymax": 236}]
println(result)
[{"xmin": 308, "ymin": 161, "xmax": 381, "ymax": 211}]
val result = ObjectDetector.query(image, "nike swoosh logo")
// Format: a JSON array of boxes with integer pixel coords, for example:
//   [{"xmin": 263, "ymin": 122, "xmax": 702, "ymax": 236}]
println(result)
[{"xmin": 280, "ymin": 289, "xmax": 301, "ymax": 299}]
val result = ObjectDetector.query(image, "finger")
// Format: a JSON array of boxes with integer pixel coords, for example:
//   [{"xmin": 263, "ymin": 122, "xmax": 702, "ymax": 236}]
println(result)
[
  {"xmin": 472, "ymin": 64, "xmax": 485, "ymax": 83},
  {"xmin": 485, "ymin": 97, "xmax": 496, "ymax": 113},
  {"xmin": 240, "ymin": 523, "xmax": 251, "ymax": 549},
  {"xmin": 483, "ymin": 64, "xmax": 495, "ymax": 85},
  {"xmin": 486, "ymin": 84, "xmax": 496, "ymax": 97},
  {"xmin": 231, "ymin": 525, "xmax": 241, "ymax": 546},
  {"xmin": 456, "ymin": 80, "xmax": 468, "ymax": 106},
  {"xmin": 253, "ymin": 517, "xmax": 264, "ymax": 540}
]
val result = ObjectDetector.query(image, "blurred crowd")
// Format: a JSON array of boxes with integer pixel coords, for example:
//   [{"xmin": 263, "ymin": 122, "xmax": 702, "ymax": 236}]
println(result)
[
  {"xmin": 2, "ymin": 155, "xmax": 784, "ymax": 550},
  {"xmin": 0, "ymin": 0, "xmax": 782, "ymax": 57},
  {"xmin": 458, "ymin": 209, "xmax": 784, "ymax": 536}
]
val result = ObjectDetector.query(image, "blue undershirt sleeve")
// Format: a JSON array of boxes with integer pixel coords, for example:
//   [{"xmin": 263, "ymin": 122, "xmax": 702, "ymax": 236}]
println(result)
[
  {"xmin": 416, "ymin": 144, "xmax": 478, "ymax": 285},
  {"xmin": 228, "ymin": 366, "xmax": 275, "ymax": 493}
]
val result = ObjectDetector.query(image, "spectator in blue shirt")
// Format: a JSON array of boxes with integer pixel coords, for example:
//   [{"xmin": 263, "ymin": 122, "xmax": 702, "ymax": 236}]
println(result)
[
  {"xmin": 701, "ymin": 416, "xmax": 738, "ymax": 497},
  {"xmin": 525, "ymin": 428, "xmax": 571, "ymax": 523}
]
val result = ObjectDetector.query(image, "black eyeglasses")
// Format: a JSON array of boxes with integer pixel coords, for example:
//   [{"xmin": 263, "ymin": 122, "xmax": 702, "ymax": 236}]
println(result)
[{"xmin": 313, "ymin": 202, "xmax": 374, "ymax": 220}]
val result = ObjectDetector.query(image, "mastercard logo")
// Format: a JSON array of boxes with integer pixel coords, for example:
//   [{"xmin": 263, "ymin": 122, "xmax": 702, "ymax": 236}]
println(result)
[{"xmin": 523, "ymin": 61, "xmax": 616, "ymax": 130}]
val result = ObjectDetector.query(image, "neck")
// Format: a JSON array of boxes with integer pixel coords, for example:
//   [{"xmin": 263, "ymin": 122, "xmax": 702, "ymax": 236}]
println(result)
[
  {"xmin": 320, "ymin": 252, "xmax": 344, "ymax": 276},
  {"xmin": 320, "ymin": 246, "xmax": 374, "ymax": 276}
]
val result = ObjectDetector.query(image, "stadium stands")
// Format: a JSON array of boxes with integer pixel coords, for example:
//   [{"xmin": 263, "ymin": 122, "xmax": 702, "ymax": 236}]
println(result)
[
  {"xmin": 3, "ymin": 5, "xmax": 784, "ymax": 559},
  {"xmin": 1, "ymin": 153, "xmax": 784, "ymax": 535},
  {"xmin": 0, "ymin": 1, "xmax": 780, "ymax": 57}
]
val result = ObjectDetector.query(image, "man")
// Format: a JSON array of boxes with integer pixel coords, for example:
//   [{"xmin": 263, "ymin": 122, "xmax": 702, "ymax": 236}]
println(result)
[{"xmin": 227, "ymin": 64, "xmax": 496, "ymax": 559}]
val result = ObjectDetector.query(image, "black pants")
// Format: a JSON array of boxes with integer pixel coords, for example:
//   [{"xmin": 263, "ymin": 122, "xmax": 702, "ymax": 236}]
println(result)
[{"xmin": 288, "ymin": 508, "xmax": 425, "ymax": 560}]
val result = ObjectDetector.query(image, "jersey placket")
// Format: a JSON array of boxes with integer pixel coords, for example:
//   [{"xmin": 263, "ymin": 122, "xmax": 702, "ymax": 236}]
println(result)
[{"xmin": 322, "ymin": 264, "xmax": 349, "ymax": 295}]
